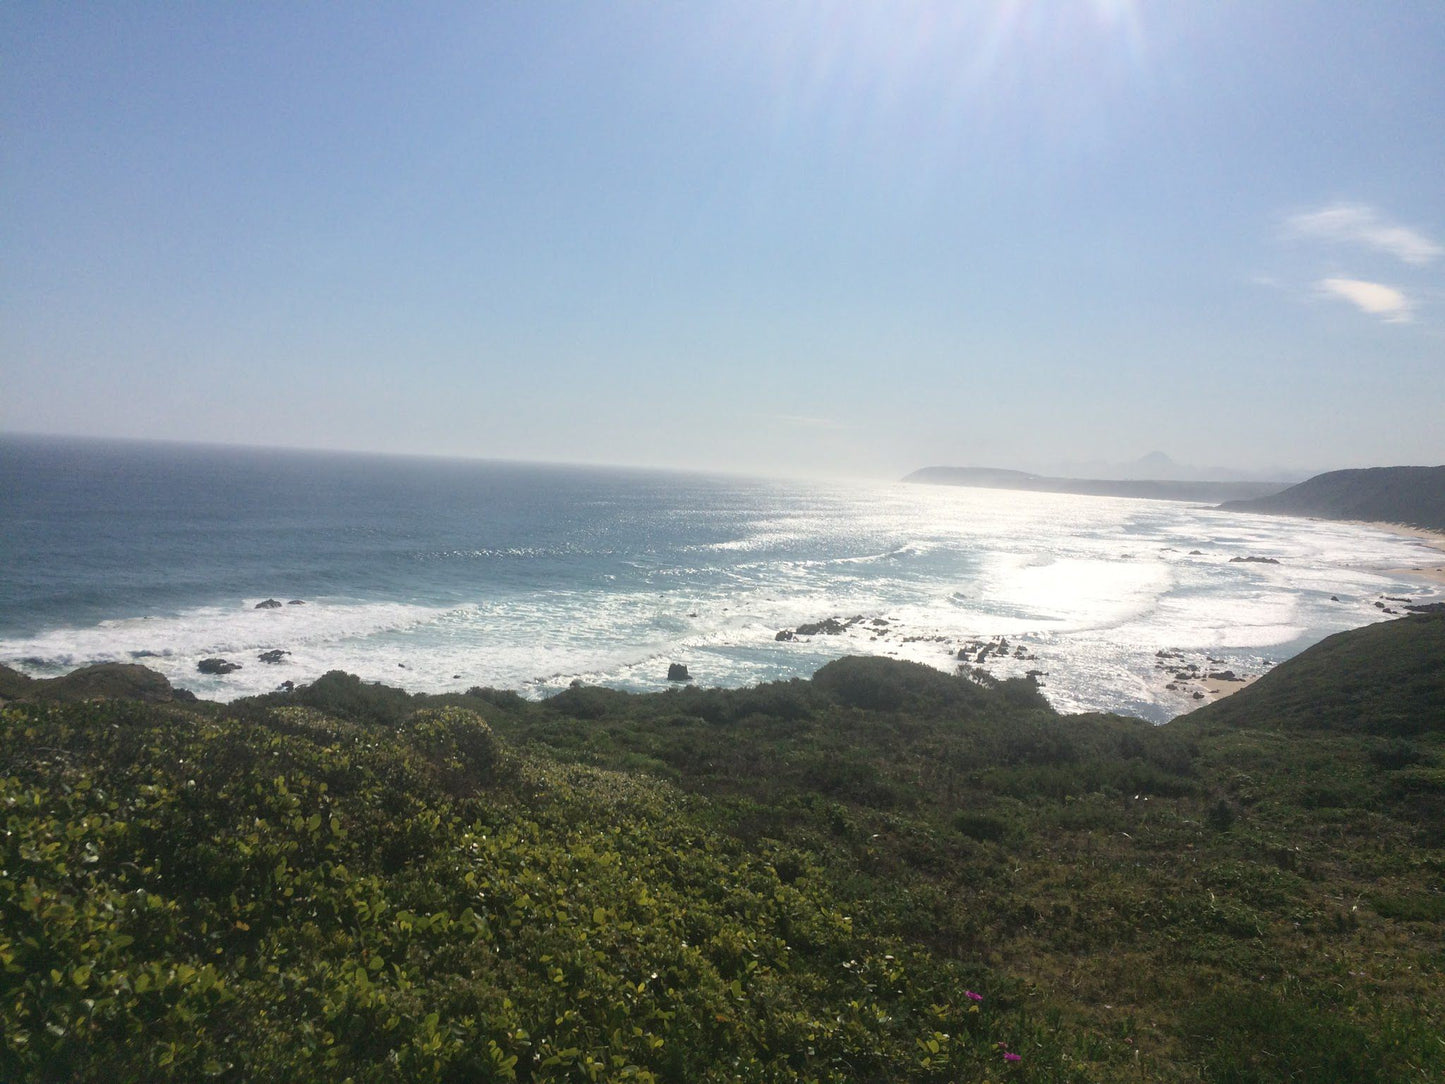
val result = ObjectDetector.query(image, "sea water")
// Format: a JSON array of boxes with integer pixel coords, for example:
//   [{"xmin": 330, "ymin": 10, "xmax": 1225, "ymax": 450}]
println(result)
[{"xmin": 2, "ymin": 434, "xmax": 1439, "ymax": 722}]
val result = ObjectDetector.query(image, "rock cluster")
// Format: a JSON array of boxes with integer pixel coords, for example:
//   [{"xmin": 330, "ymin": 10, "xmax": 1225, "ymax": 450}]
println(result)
[{"xmin": 956, "ymin": 637, "xmax": 1037, "ymax": 662}]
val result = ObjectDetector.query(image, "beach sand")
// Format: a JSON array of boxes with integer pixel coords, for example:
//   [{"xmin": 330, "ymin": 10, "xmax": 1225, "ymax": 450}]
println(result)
[
  {"xmin": 1365, "ymin": 521, "xmax": 1445, "ymax": 586},
  {"xmin": 1201, "ymin": 673, "xmax": 1258, "ymax": 701}
]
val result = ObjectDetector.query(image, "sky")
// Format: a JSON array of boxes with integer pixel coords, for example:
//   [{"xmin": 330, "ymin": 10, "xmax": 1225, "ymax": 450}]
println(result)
[{"xmin": 3, "ymin": 1, "xmax": 1443, "ymax": 481}]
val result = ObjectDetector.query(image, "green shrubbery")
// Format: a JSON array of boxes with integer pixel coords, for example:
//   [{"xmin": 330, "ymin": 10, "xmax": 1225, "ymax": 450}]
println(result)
[{"xmin": 4, "ymin": 627, "xmax": 1445, "ymax": 1082}]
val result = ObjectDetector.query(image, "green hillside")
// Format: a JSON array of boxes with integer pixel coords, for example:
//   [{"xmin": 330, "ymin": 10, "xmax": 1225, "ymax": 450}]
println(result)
[
  {"xmin": 1219, "ymin": 465, "xmax": 1445, "ymax": 531},
  {"xmin": 3, "ymin": 627, "xmax": 1443, "ymax": 1082},
  {"xmin": 1181, "ymin": 611, "xmax": 1445, "ymax": 736}
]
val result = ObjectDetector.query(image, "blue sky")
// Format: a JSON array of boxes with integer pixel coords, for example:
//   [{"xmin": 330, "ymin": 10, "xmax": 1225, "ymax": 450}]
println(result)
[{"xmin": 3, "ymin": 2, "xmax": 1442, "ymax": 479}]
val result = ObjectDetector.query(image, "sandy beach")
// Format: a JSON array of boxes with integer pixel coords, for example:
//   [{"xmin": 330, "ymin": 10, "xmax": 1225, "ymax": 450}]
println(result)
[
  {"xmin": 1201, "ymin": 672, "xmax": 1258, "ymax": 700},
  {"xmin": 1362, "ymin": 521, "xmax": 1445, "ymax": 586}
]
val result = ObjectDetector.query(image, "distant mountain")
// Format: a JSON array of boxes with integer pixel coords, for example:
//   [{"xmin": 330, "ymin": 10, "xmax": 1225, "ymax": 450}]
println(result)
[
  {"xmin": 903, "ymin": 466, "xmax": 1289, "ymax": 504},
  {"xmin": 1218, "ymin": 465, "xmax": 1445, "ymax": 531}
]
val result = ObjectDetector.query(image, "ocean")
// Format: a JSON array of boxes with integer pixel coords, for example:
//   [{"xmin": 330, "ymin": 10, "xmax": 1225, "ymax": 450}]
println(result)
[{"xmin": 2, "ymin": 434, "xmax": 1439, "ymax": 722}]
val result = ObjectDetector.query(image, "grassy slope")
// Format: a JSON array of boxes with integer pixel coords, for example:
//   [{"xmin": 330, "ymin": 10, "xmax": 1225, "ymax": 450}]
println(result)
[
  {"xmin": 1218, "ymin": 465, "xmax": 1445, "ymax": 531},
  {"xmin": 2, "ymin": 631, "xmax": 1443, "ymax": 1082}
]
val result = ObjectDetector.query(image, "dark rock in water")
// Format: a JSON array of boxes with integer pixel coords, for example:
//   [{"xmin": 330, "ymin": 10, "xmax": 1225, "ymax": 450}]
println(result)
[
  {"xmin": 1331, "ymin": 595, "xmax": 1341, "ymax": 602},
  {"xmin": 1206, "ymin": 670, "xmax": 1238, "ymax": 682},
  {"xmin": 452, "ymin": 674, "xmax": 461, "ymax": 679},
  {"xmin": 1189, "ymin": 550, "xmax": 1204, "ymax": 555},
  {"xmin": 775, "ymin": 629, "xmax": 795, "ymax": 641},
  {"xmin": 255, "ymin": 598, "xmax": 283, "ymax": 609},
  {"xmin": 257, "ymin": 649, "xmax": 290, "ymax": 664},
  {"xmin": 1405, "ymin": 601, "xmax": 1445, "ymax": 614},
  {"xmin": 1229, "ymin": 556, "xmax": 1280, "ymax": 564},
  {"xmin": 1192, "ymin": 691, "xmax": 1205, "ymax": 699},
  {"xmin": 279, "ymin": 680, "xmax": 295, "ymax": 691},
  {"xmin": 667, "ymin": 663, "xmax": 691, "ymax": 682},
  {"xmin": 288, "ymin": 599, "xmax": 306, "ymax": 606},
  {"xmin": 871, "ymin": 617, "xmax": 889, "ymax": 627},
  {"xmin": 198, "ymin": 657, "xmax": 242, "ymax": 675},
  {"xmin": 795, "ymin": 618, "xmax": 848, "ymax": 636}
]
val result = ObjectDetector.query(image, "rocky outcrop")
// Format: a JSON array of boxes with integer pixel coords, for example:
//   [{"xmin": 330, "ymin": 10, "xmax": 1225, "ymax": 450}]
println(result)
[
  {"xmin": 255, "ymin": 598, "xmax": 283, "ymax": 609},
  {"xmin": 667, "ymin": 663, "xmax": 691, "ymax": 682},
  {"xmin": 258, "ymin": 649, "xmax": 290, "ymax": 664},
  {"xmin": 0, "ymin": 663, "xmax": 37, "ymax": 701},
  {"xmin": 1, "ymin": 662, "xmax": 185, "ymax": 703},
  {"xmin": 794, "ymin": 618, "xmax": 852, "ymax": 636},
  {"xmin": 198, "ymin": 658, "xmax": 242, "ymax": 675}
]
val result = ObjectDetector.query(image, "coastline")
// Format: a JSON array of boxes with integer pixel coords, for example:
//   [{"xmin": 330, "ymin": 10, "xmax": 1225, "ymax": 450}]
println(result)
[{"xmin": 1353, "ymin": 520, "xmax": 1445, "ymax": 586}]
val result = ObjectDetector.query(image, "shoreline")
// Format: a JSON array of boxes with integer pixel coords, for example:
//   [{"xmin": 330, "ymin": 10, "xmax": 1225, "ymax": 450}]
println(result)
[{"xmin": 1348, "ymin": 520, "xmax": 1445, "ymax": 586}]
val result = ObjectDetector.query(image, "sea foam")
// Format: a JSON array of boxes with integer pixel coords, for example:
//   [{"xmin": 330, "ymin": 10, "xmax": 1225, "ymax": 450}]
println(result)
[{"xmin": 2, "ymin": 439, "xmax": 1440, "ymax": 721}]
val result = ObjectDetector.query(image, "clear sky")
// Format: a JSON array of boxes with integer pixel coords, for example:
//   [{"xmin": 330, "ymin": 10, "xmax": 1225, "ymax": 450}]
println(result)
[{"xmin": 3, "ymin": 2, "xmax": 1443, "ymax": 480}]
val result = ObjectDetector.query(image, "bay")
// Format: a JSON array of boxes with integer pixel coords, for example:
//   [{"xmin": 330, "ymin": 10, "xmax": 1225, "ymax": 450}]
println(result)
[{"xmin": 2, "ymin": 434, "xmax": 1439, "ymax": 721}]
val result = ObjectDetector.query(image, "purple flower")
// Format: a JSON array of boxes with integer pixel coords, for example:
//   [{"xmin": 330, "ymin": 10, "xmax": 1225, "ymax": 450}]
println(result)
[
  {"xmin": 1004, "ymin": 1051, "xmax": 1022, "ymax": 1062},
  {"xmin": 965, "ymin": 990, "xmax": 983, "ymax": 1002}
]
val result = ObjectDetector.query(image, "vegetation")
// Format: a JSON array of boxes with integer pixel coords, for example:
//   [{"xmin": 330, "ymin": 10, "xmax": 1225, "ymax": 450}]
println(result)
[
  {"xmin": 3, "ymin": 615, "xmax": 1443, "ymax": 1081},
  {"xmin": 1218, "ymin": 464, "xmax": 1445, "ymax": 531}
]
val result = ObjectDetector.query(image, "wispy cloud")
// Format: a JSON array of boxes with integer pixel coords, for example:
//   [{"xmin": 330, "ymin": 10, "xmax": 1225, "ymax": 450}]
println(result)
[
  {"xmin": 1287, "ymin": 203, "xmax": 1442, "ymax": 266},
  {"xmin": 1318, "ymin": 277, "xmax": 1412, "ymax": 323}
]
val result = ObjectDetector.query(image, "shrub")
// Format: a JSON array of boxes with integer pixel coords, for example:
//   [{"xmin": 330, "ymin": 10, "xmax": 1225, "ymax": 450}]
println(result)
[
  {"xmin": 811, "ymin": 656, "xmax": 985, "ymax": 713},
  {"xmin": 1206, "ymin": 797, "xmax": 1237, "ymax": 832},
  {"xmin": 291, "ymin": 670, "xmax": 415, "ymax": 727},
  {"xmin": 405, "ymin": 706, "xmax": 500, "ymax": 785},
  {"xmin": 952, "ymin": 811, "xmax": 1009, "ymax": 842}
]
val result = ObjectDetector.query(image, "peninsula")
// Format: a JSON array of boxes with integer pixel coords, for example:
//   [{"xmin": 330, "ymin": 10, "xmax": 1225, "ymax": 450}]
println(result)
[{"xmin": 903, "ymin": 465, "xmax": 1288, "ymax": 503}]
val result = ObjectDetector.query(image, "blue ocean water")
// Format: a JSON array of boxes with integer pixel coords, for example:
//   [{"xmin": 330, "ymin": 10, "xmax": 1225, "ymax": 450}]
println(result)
[{"xmin": 2, "ymin": 434, "xmax": 1440, "ymax": 721}]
